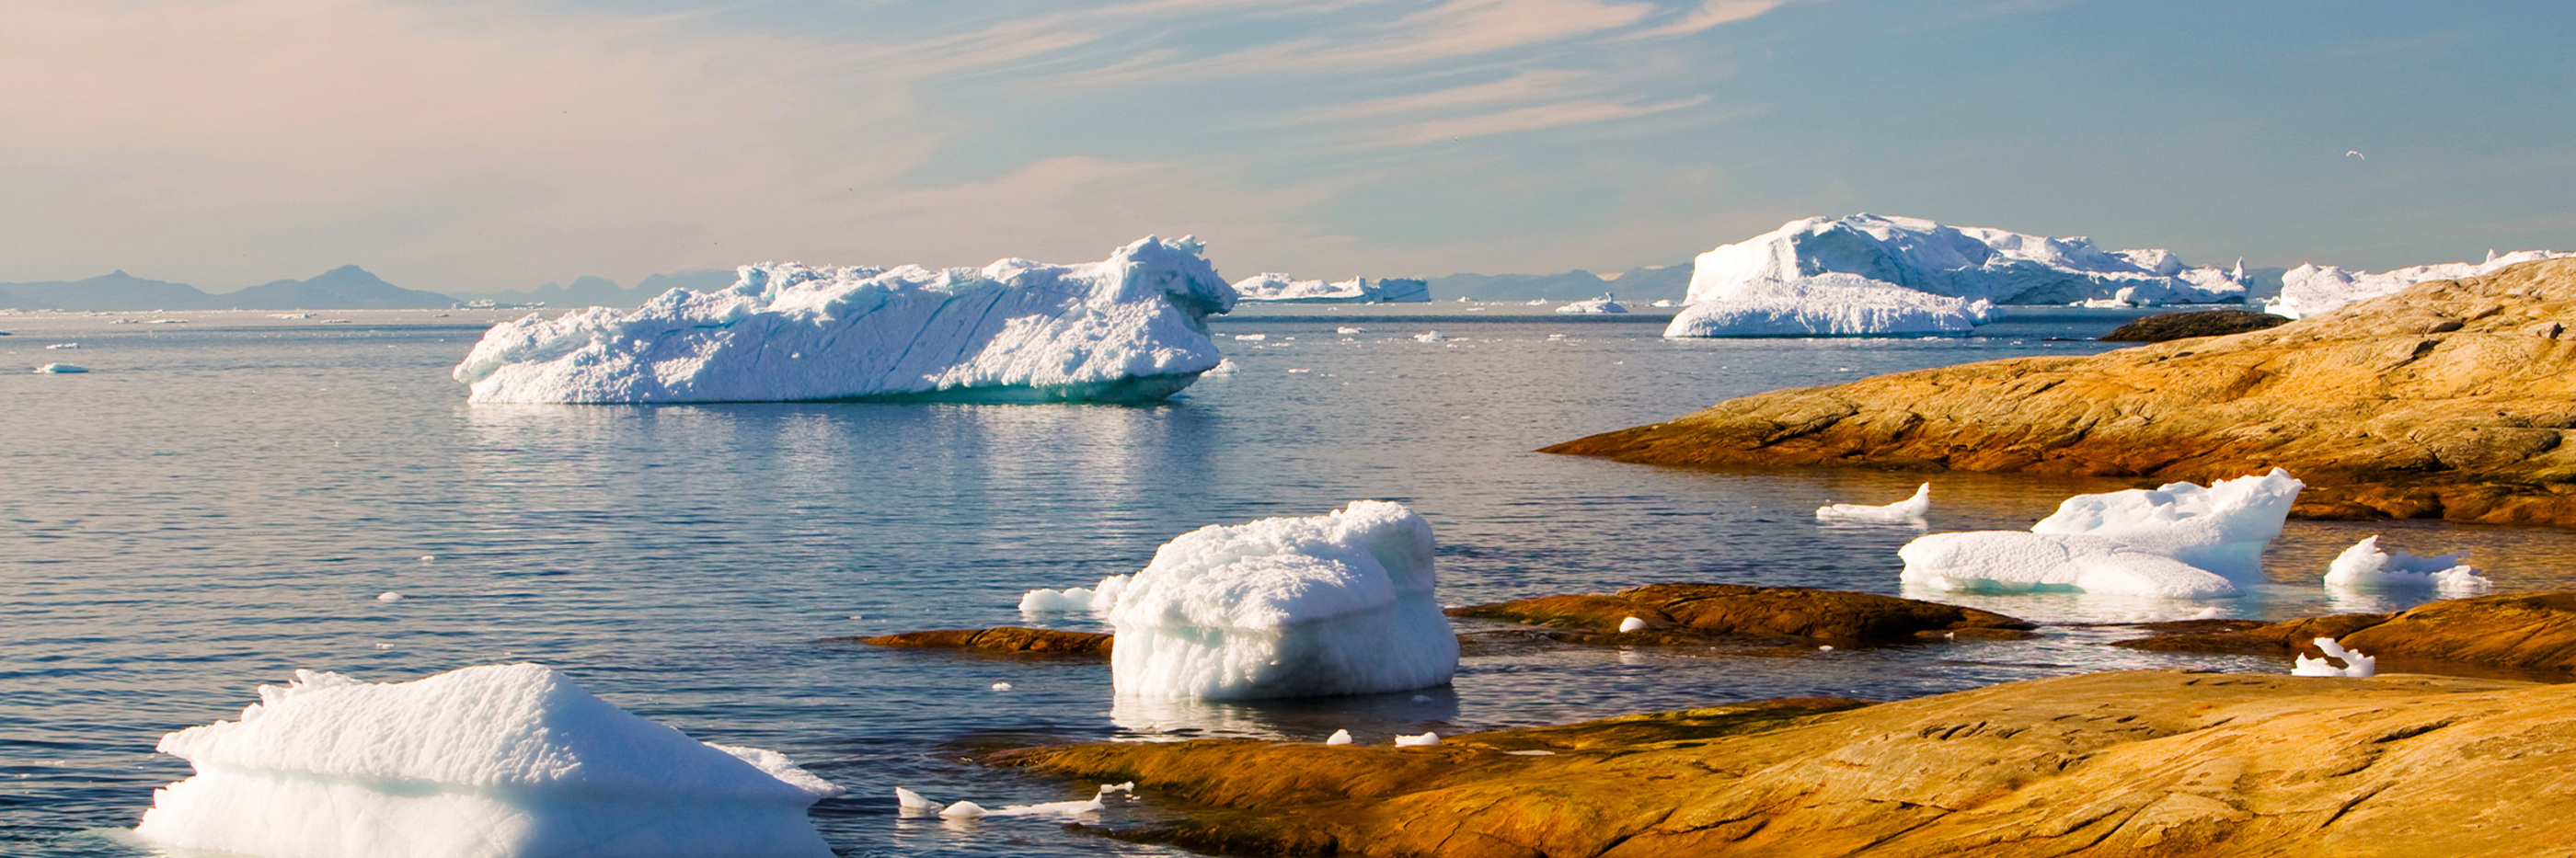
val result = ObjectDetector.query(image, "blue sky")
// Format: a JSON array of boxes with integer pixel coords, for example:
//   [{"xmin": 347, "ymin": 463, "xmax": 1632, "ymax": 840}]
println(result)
[{"xmin": 2, "ymin": 0, "xmax": 2569, "ymax": 292}]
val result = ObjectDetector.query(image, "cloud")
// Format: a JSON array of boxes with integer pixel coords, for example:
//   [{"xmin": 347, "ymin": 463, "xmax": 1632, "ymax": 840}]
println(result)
[
  {"xmin": 1628, "ymin": 0, "xmax": 1789, "ymax": 39},
  {"xmin": 1369, "ymin": 96, "xmax": 1710, "ymax": 146}
]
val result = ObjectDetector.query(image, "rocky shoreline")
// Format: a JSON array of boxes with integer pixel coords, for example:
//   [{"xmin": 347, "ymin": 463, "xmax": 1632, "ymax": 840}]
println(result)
[{"xmin": 1542, "ymin": 258, "xmax": 2576, "ymax": 525}]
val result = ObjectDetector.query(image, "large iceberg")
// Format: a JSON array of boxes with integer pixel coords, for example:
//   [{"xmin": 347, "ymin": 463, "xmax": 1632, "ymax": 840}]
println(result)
[
  {"xmin": 2265, "ymin": 249, "xmax": 2573, "ymax": 319},
  {"xmin": 1229, "ymin": 273, "xmax": 1429, "ymax": 303},
  {"xmin": 1899, "ymin": 469, "xmax": 2304, "ymax": 598},
  {"xmin": 1106, "ymin": 500, "xmax": 1458, "ymax": 700},
  {"xmin": 1666, "ymin": 274, "xmax": 1997, "ymax": 337},
  {"xmin": 135, "ymin": 664, "xmax": 841, "ymax": 858},
  {"xmin": 1686, "ymin": 214, "xmax": 2249, "ymax": 307},
  {"xmin": 452, "ymin": 236, "xmax": 1236, "ymax": 403}
]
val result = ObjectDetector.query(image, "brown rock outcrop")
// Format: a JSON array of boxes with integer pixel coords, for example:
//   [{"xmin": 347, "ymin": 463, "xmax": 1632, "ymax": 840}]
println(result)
[
  {"xmin": 1543, "ymin": 257, "xmax": 2576, "ymax": 525},
  {"xmin": 1448, "ymin": 583, "xmax": 2036, "ymax": 645},
  {"xmin": 1002, "ymin": 669, "xmax": 2576, "ymax": 857},
  {"xmin": 839, "ymin": 626, "xmax": 1112, "ymax": 657},
  {"xmin": 2099, "ymin": 309, "xmax": 2290, "ymax": 342},
  {"xmin": 2117, "ymin": 591, "xmax": 2576, "ymax": 677}
]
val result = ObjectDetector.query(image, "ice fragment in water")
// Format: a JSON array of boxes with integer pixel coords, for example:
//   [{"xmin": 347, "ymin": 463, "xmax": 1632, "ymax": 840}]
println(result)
[
  {"xmin": 375, "ymin": 592, "xmax": 402, "ymax": 602},
  {"xmin": 2292, "ymin": 637, "xmax": 2376, "ymax": 678},
  {"xmin": 1898, "ymin": 470, "xmax": 2302, "ymax": 598},
  {"xmin": 2322, "ymin": 536, "xmax": 2492, "ymax": 595},
  {"xmin": 1815, "ymin": 484, "xmax": 1930, "ymax": 522}
]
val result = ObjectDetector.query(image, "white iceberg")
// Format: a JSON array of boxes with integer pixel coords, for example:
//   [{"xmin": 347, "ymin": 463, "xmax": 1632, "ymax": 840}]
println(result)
[
  {"xmin": 1230, "ymin": 273, "xmax": 1429, "ymax": 303},
  {"xmin": 2265, "ymin": 249, "xmax": 2572, "ymax": 319},
  {"xmin": 452, "ymin": 236, "xmax": 1236, "ymax": 404},
  {"xmin": 1018, "ymin": 574, "xmax": 1129, "ymax": 615},
  {"xmin": 2321, "ymin": 535, "xmax": 2492, "ymax": 594},
  {"xmin": 1554, "ymin": 295, "xmax": 1627, "ymax": 314},
  {"xmin": 1899, "ymin": 469, "xmax": 2304, "ymax": 598},
  {"xmin": 1392, "ymin": 732, "xmax": 1441, "ymax": 747},
  {"xmin": 134, "ymin": 664, "xmax": 841, "ymax": 858},
  {"xmin": 1815, "ymin": 483, "xmax": 1931, "ymax": 522},
  {"xmin": 1685, "ymin": 214, "xmax": 2249, "ymax": 308},
  {"xmin": 1666, "ymin": 275, "xmax": 1998, "ymax": 337},
  {"xmin": 2292, "ymin": 637, "xmax": 2376, "ymax": 678},
  {"xmin": 1108, "ymin": 500, "xmax": 1458, "ymax": 700},
  {"xmin": 33, "ymin": 363, "xmax": 87, "ymax": 373}
]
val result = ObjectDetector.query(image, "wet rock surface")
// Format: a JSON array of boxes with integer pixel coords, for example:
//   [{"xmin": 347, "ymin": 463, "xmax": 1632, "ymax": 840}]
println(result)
[
  {"xmin": 839, "ymin": 626, "xmax": 1113, "ymax": 657},
  {"xmin": 1447, "ymin": 583, "xmax": 2037, "ymax": 646},
  {"xmin": 2116, "ymin": 591, "xmax": 2576, "ymax": 678},
  {"xmin": 2099, "ymin": 309, "xmax": 2291, "ymax": 342}
]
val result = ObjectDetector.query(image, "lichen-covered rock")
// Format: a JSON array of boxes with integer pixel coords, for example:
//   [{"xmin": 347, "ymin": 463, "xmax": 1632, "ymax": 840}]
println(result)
[
  {"xmin": 2099, "ymin": 309, "xmax": 2290, "ymax": 342},
  {"xmin": 1545, "ymin": 257, "xmax": 2576, "ymax": 525},
  {"xmin": 1447, "ymin": 583, "xmax": 2035, "ymax": 645},
  {"xmin": 842, "ymin": 627, "xmax": 1112, "ymax": 657},
  {"xmin": 1000, "ymin": 669, "xmax": 2576, "ymax": 858}
]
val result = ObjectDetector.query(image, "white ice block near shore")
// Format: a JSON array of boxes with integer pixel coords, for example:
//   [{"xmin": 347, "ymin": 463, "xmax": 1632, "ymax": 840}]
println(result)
[
  {"xmin": 2322, "ymin": 535, "xmax": 2492, "ymax": 594},
  {"xmin": 2292, "ymin": 637, "xmax": 2376, "ymax": 677},
  {"xmin": 1899, "ymin": 469, "xmax": 2303, "ymax": 598},
  {"xmin": 452, "ymin": 236, "xmax": 1236, "ymax": 404},
  {"xmin": 135, "ymin": 664, "xmax": 841, "ymax": 858},
  {"xmin": 2266, "ymin": 249, "xmax": 2572, "ymax": 319},
  {"xmin": 1109, "ymin": 500, "xmax": 1458, "ymax": 700},
  {"xmin": 1666, "ymin": 275, "xmax": 1997, "ymax": 337},
  {"xmin": 1815, "ymin": 483, "xmax": 1932, "ymax": 522}
]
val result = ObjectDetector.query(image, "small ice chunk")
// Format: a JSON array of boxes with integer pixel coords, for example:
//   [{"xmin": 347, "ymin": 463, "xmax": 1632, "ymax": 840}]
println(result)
[
  {"xmin": 46, "ymin": 342, "xmax": 77, "ymax": 349},
  {"xmin": 1100, "ymin": 782, "xmax": 1134, "ymax": 795},
  {"xmin": 1816, "ymin": 483, "xmax": 1930, "ymax": 522},
  {"xmin": 375, "ymin": 592, "xmax": 402, "ymax": 602},
  {"xmin": 1899, "ymin": 470, "xmax": 2301, "ymax": 598},
  {"xmin": 1393, "ymin": 732, "xmax": 1441, "ymax": 747},
  {"xmin": 1413, "ymin": 331, "xmax": 1446, "ymax": 342},
  {"xmin": 2322, "ymin": 535, "xmax": 2492, "ymax": 595},
  {"xmin": 419, "ymin": 555, "xmax": 436, "ymax": 562},
  {"xmin": 1554, "ymin": 296, "xmax": 1627, "ymax": 314},
  {"xmin": 1019, "ymin": 574, "xmax": 1129, "ymax": 614},
  {"xmin": 33, "ymin": 363, "xmax": 87, "ymax": 373},
  {"xmin": 1325, "ymin": 729, "xmax": 1353, "ymax": 745},
  {"xmin": 1817, "ymin": 645, "xmax": 1834, "ymax": 652},
  {"xmin": 989, "ymin": 682, "xmax": 1012, "ymax": 691},
  {"xmin": 1616, "ymin": 616, "xmax": 1649, "ymax": 633},
  {"xmin": 938, "ymin": 800, "xmax": 988, "ymax": 819},
  {"xmin": 2293, "ymin": 636, "xmax": 2376, "ymax": 677},
  {"xmin": 1234, "ymin": 333, "xmax": 1268, "ymax": 341},
  {"xmin": 895, "ymin": 787, "xmax": 943, "ymax": 815},
  {"xmin": 1336, "ymin": 326, "xmax": 1364, "ymax": 334},
  {"xmin": 1202, "ymin": 358, "xmax": 1238, "ymax": 377}
]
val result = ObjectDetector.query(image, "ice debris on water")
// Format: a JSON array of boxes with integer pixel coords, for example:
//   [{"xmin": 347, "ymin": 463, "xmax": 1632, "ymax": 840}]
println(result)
[
  {"xmin": 1018, "ymin": 575, "xmax": 1127, "ymax": 615},
  {"xmin": 33, "ymin": 363, "xmax": 87, "ymax": 373},
  {"xmin": 451, "ymin": 236, "xmax": 1236, "ymax": 404},
  {"xmin": 1106, "ymin": 500, "xmax": 1457, "ymax": 700},
  {"xmin": 909, "ymin": 784, "xmax": 1133, "ymax": 821},
  {"xmin": 1413, "ymin": 331, "xmax": 1446, "ymax": 343},
  {"xmin": 1325, "ymin": 729, "xmax": 1353, "ymax": 745},
  {"xmin": 1815, "ymin": 483, "xmax": 1931, "ymax": 522},
  {"xmin": 2322, "ymin": 535, "xmax": 2492, "ymax": 595},
  {"xmin": 1393, "ymin": 732, "xmax": 1441, "ymax": 747},
  {"xmin": 2292, "ymin": 637, "xmax": 2376, "ymax": 678},
  {"xmin": 375, "ymin": 592, "xmax": 402, "ymax": 602},
  {"xmin": 1898, "ymin": 469, "xmax": 2303, "ymax": 598},
  {"xmin": 134, "ymin": 664, "xmax": 842, "ymax": 858},
  {"xmin": 989, "ymin": 682, "xmax": 1012, "ymax": 691}
]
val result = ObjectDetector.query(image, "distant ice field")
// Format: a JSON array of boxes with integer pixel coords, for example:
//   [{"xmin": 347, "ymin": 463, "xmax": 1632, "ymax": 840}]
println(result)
[{"xmin": 6, "ymin": 305, "xmax": 2576, "ymax": 858}]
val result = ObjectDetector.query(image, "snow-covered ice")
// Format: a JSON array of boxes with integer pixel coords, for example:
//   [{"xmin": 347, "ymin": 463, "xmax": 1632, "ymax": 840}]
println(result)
[
  {"xmin": 2265, "ymin": 249, "xmax": 2573, "ymax": 319},
  {"xmin": 1666, "ymin": 275, "xmax": 1998, "ymax": 337},
  {"xmin": 1899, "ymin": 470, "xmax": 2303, "ymax": 598},
  {"xmin": 2322, "ymin": 535, "xmax": 2492, "ymax": 594},
  {"xmin": 133, "ymin": 664, "xmax": 841, "ymax": 858},
  {"xmin": 1815, "ymin": 483, "xmax": 1931, "ymax": 522},
  {"xmin": 2292, "ymin": 637, "xmax": 2376, "ymax": 678},
  {"xmin": 1230, "ymin": 273, "xmax": 1429, "ymax": 303},
  {"xmin": 452, "ymin": 236, "xmax": 1236, "ymax": 404},
  {"xmin": 1554, "ymin": 295, "xmax": 1627, "ymax": 314},
  {"xmin": 1107, "ymin": 500, "xmax": 1458, "ymax": 700}
]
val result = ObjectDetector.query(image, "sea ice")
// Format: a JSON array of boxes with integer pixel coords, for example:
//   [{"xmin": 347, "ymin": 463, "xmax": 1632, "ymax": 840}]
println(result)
[
  {"xmin": 2291, "ymin": 637, "xmax": 2376, "ymax": 678},
  {"xmin": 134, "ymin": 664, "xmax": 842, "ymax": 858},
  {"xmin": 1666, "ymin": 275, "xmax": 1999, "ymax": 337},
  {"xmin": 2322, "ymin": 535, "xmax": 2492, "ymax": 594},
  {"xmin": 1685, "ymin": 214, "xmax": 2248, "ymax": 307},
  {"xmin": 1393, "ymin": 732, "xmax": 1441, "ymax": 747},
  {"xmin": 34, "ymin": 363, "xmax": 87, "ymax": 373},
  {"xmin": 1898, "ymin": 470, "xmax": 2303, "ymax": 598},
  {"xmin": 1554, "ymin": 295, "xmax": 1627, "ymax": 314},
  {"xmin": 1815, "ymin": 483, "xmax": 1931, "ymax": 522},
  {"xmin": 452, "ymin": 236, "xmax": 1236, "ymax": 404},
  {"xmin": 1107, "ymin": 500, "xmax": 1459, "ymax": 700},
  {"xmin": 1230, "ymin": 273, "xmax": 1429, "ymax": 303},
  {"xmin": 2266, "ymin": 249, "xmax": 2573, "ymax": 319}
]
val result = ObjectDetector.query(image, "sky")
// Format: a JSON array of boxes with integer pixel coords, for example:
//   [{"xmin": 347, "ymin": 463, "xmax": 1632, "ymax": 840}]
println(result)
[{"xmin": 2, "ymin": 0, "xmax": 2570, "ymax": 293}]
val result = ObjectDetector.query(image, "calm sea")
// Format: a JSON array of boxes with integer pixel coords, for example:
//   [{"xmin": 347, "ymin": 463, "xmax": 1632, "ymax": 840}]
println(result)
[{"xmin": 7, "ymin": 304, "xmax": 2572, "ymax": 857}]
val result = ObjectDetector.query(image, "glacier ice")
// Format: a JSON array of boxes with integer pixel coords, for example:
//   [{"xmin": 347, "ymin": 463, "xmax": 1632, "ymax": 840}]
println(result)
[
  {"xmin": 1815, "ymin": 483, "xmax": 1932, "ymax": 522},
  {"xmin": 1899, "ymin": 470, "xmax": 2304, "ymax": 599},
  {"xmin": 1231, "ymin": 273, "xmax": 1429, "ymax": 303},
  {"xmin": 1108, "ymin": 500, "xmax": 1458, "ymax": 700},
  {"xmin": 133, "ymin": 664, "xmax": 841, "ymax": 858},
  {"xmin": 452, "ymin": 236, "xmax": 1236, "ymax": 404},
  {"xmin": 2322, "ymin": 535, "xmax": 2492, "ymax": 594},
  {"xmin": 2265, "ymin": 249, "xmax": 2572, "ymax": 319},
  {"xmin": 2292, "ymin": 637, "xmax": 2376, "ymax": 678},
  {"xmin": 1666, "ymin": 275, "xmax": 1998, "ymax": 337}
]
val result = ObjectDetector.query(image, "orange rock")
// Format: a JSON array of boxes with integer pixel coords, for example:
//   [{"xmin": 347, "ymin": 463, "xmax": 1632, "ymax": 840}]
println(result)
[
  {"xmin": 1449, "ymin": 583, "xmax": 2034, "ymax": 645},
  {"xmin": 840, "ymin": 626, "xmax": 1112, "ymax": 657},
  {"xmin": 2117, "ymin": 591, "xmax": 2576, "ymax": 678}
]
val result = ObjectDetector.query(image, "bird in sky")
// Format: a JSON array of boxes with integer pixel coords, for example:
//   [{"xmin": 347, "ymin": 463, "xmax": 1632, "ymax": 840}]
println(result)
[{"xmin": 2346, "ymin": 150, "xmax": 2365, "ymax": 159}]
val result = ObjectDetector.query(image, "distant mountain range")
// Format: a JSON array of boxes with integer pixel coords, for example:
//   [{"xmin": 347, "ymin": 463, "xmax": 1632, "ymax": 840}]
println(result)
[
  {"xmin": 1426, "ymin": 263, "xmax": 1693, "ymax": 303},
  {"xmin": 461, "ymin": 269, "xmax": 738, "ymax": 309}
]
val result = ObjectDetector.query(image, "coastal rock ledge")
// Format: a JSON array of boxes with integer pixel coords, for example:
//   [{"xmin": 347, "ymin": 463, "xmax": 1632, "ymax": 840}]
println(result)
[
  {"xmin": 1001, "ymin": 669, "xmax": 2576, "ymax": 857},
  {"xmin": 1543, "ymin": 257, "xmax": 2576, "ymax": 525}
]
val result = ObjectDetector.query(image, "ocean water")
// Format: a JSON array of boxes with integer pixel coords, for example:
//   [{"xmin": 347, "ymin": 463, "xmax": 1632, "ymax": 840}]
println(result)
[{"xmin": 6, "ymin": 305, "xmax": 2573, "ymax": 857}]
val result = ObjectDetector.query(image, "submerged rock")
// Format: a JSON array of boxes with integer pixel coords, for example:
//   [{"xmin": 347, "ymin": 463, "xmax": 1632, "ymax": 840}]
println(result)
[
  {"xmin": 999, "ymin": 669, "xmax": 2574, "ymax": 858},
  {"xmin": 2116, "ymin": 591, "xmax": 2576, "ymax": 677},
  {"xmin": 1447, "ymin": 583, "xmax": 2036, "ymax": 645},
  {"xmin": 2099, "ymin": 309, "xmax": 2290, "ymax": 342},
  {"xmin": 843, "ymin": 627, "xmax": 1113, "ymax": 658},
  {"xmin": 1546, "ymin": 257, "xmax": 2576, "ymax": 525}
]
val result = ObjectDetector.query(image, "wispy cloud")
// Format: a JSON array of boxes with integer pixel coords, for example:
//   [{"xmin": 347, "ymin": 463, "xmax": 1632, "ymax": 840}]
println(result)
[{"xmin": 1369, "ymin": 95, "xmax": 1709, "ymax": 146}]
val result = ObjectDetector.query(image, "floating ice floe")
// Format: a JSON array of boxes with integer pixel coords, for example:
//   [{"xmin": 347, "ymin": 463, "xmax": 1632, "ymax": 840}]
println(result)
[
  {"xmin": 1666, "ymin": 274, "xmax": 1999, "ymax": 337},
  {"xmin": 906, "ymin": 784, "xmax": 1133, "ymax": 820},
  {"xmin": 1229, "ymin": 273, "xmax": 1429, "ymax": 303},
  {"xmin": 46, "ymin": 342, "xmax": 76, "ymax": 349},
  {"xmin": 134, "ymin": 664, "xmax": 842, "ymax": 858},
  {"xmin": 2266, "ymin": 249, "xmax": 2572, "ymax": 319},
  {"xmin": 2322, "ymin": 535, "xmax": 2492, "ymax": 594},
  {"xmin": 2291, "ymin": 636, "xmax": 2376, "ymax": 677},
  {"xmin": 451, "ymin": 236, "xmax": 1236, "ymax": 404},
  {"xmin": 1233, "ymin": 333, "xmax": 1268, "ymax": 342},
  {"xmin": 1898, "ymin": 469, "xmax": 2303, "ymax": 598},
  {"xmin": 1554, "ymin": 295, "xmax": 1627, "ymax": 314},
  {"xmin": 33, "ymin": 363, "xmax": 86, "ymax": 373},
  {"xmin": 1412, "ymin": 331, "xmax": 1447, "ymax": 343},
  {"xmin": 1815, "ymin": 483, "xmax": 1932, "ymax": 522},
  {"xmin": 1336, "ymin": 326, "xmax": 1364, "ymax": 334},
  {"xmin": 1019, "ymin": 574, "xmax": 1128, "ymax": 615},
  {"xmin": 1107, "ymin": 500, "xmax": 1458, "ymax": 700}
]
